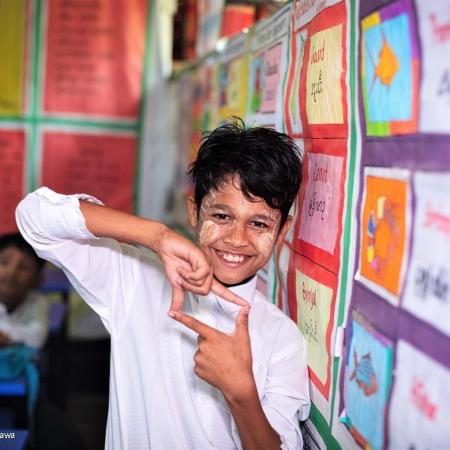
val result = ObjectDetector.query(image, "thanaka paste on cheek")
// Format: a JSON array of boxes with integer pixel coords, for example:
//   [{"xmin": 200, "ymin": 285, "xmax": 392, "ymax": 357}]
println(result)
[
  {"xmin": 252, "ymin": 232, "xmax": 276, "ymax": 260},
  {"xmin": 199, "ymin": 220, "xmax": 221, "ymax": 246}
]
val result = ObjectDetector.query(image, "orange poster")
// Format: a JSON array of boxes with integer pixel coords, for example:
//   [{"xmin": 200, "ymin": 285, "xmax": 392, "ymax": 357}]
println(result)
[
  {"xmin": 357, "ymin": 168, "xmax": 410, "ymax": 304},
  {"xmin": 40, "ymin": 131, "xmax": 137, "ymax": 212},
  {"xmin": 43, "ymin": 0, "xmax": 147, "ymax": 118},
  {"xmin": 0, "ymin": 130, "xmax": 26, "ymax": 234}
]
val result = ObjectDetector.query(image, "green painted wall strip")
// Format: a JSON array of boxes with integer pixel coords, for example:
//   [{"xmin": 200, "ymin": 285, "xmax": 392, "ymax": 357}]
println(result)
[
  {"xmin": 134, "ymin": 0, "xmax": 156, "ymax": 213},
  {"xmin": 29, "ymin": 0, "xmax": 43, "ymax": 191},
  {"xmin": 309, "ymin": 404, "xmax": 341, "ymax": 450},
  {"xmin": 328, "ymin": 0, "xmax": 358, "ymax": 433}
]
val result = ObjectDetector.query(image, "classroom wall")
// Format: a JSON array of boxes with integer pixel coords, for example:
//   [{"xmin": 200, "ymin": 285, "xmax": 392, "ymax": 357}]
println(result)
[{"xmin": 165, "ymin": 1, "xmax": 450, "ymax": 448}]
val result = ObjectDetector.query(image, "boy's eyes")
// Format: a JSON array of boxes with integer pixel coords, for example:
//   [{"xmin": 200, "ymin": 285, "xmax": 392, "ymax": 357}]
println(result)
[
  {"xmin": 212, "ymin": 213, "xmax": 230, "ymax": 221},
  {"xmin": 250, "ymin": 221, "xmax": 268, "ymax": 229},
  {"xmin": 211, "ymin": 214, "xmax": 269, "ymax": 229}
]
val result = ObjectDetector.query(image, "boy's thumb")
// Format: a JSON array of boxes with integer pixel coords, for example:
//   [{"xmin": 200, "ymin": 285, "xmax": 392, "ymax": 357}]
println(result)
[{"xmin": 235, "ymin": 306, "xmax": 250, "ymax": 334}]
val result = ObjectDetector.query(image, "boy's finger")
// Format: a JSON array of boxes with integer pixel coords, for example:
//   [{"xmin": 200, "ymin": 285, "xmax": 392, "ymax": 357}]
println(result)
[
  {"xmin": 179, "ymin": 278, "xmax": 213, "ymax": 296},
  {"xmin": 170, "ymin": 284, "xmax": 185, "ymax": 312},
  {"xmin": 235, "ymin": 306, "xmax": 250, "ymax": 336},
  {"xmin": 170, "ymin": 311, "xmax": 218, "ymax": 338},
  {"xmin": 211, "ymin": 280, "xmax": 250, "ymax": 307},
  {"xmin": 179, "ymin": 264, "xmax": 211, "ymax": 282}
]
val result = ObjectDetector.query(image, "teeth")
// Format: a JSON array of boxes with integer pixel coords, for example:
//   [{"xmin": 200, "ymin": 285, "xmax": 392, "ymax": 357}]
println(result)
[{"xmin": 217, "ymin": 250, "xmax": 246, "ymax": 263}]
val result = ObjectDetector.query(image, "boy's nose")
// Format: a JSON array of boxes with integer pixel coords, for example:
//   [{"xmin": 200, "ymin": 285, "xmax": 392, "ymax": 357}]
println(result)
[{"xmin": 223, "ymin": 224, "xmax": 248, "ymax": 248}]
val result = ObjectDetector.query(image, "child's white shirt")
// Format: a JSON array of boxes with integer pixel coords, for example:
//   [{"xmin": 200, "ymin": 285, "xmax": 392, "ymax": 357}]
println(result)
[{"xmin": 16, "ymin": 187, "xmax": 310, "ymax": 450}]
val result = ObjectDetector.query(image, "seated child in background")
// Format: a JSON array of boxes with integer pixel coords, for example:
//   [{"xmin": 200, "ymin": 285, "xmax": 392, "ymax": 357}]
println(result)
[
  {"xmin": 0, "ymin": 233, "xmax": 48, "ymax": 350},
  {"xmin": 16, "ymin": 119, "xmax": 310, "ymax": 450}
]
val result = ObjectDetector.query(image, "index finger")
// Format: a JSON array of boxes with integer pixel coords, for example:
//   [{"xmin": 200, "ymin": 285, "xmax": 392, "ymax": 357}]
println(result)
[
  {"xmin": 211, "ymin": 279, "xmax": 250, "ymax": 307},
  {"xmin": 169, "ymin": 311, "xmax": 219, "ymax": 338}
]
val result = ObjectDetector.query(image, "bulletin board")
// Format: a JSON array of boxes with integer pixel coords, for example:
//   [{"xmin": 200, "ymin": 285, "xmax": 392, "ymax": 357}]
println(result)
[
  {"xmin": 0, "ymin": 0, "xmax": 153, "ymax": 233},
  {"xmin": 171, "ymin": 0, "xmax": 450, "ymax": 448}
]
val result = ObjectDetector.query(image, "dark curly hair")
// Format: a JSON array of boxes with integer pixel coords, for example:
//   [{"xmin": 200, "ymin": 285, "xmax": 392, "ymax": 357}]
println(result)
[{"xmin": 188, "ymin": 117, "xmax": 303, "ymax": 228}]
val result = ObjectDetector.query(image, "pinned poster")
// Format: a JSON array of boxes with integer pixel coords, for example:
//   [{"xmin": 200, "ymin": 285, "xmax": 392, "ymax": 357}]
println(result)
[
  {"xmin": 294, "ymin": 139, "xmax": 346, "ymax": 274},
  {"xmin": 218, "ymin": 33, "xmax": 249, "ymax": 122},
  {"xmin": 417, "ymin": 2, "xmax": 450, "ymax": 134},
  {"xmin": 40, "ymin": 131, "xmax": 137, "ymax": 212},
  {"xmin": 299, "ymin": 1, "xmax": 348, "ymax": 138},
  {"xmin": 388, "ymin": 340, "xmax": 450, "ymax": 450},
  {"xmin": 284, "ymin": 29, "xmax": 307, "ymax": 136},
  {"xmin": 0, "ymin": 0, "xmax": 27, "ymax": 115},
  {"xmin": 342, "ymin": 314, "xmax": 393, "ymax": 450},
  {"xmin": 43, "ymin": 0, "xmax": 148, "ymax": 118},
  {"xmin": 0, "ymin": 129, "xmax": 26, "ymax": 234},
  {"xmin": 403, "ymin": 173, "xmax": 450, "ymax": 337},
  {"xmin": 246, "ymin": 4, "xmax": 291, "ymax": 130},
  {"xmin": 356, "ymin": 168, "xmax": 410, "ymax": 305},
  {"xmin": 361, "ymin": 0, "xmax": 419, "ymax": 136},
  {"xmin": 292, "ymin": 255, "xmax": 337, "ymax": 400}
]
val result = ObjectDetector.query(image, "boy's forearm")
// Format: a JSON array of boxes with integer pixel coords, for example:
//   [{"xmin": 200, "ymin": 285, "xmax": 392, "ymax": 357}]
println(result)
[
  {"xmin": 225, "ymin": 385, "xmax": 281, "ymax": 450},
  {"xmin": 79, "ymin": 200, "xmax": 168, "ymax": 252}
]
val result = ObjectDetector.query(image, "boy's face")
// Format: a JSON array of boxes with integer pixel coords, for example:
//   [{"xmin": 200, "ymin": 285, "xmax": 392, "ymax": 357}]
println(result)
[
  {"xmin": 0, "ymin": 246, "xmax": 41, "ymax": 309},
  {"xmin": 188, "ymin": 175, "xmax": 291, "ymax": 286}
]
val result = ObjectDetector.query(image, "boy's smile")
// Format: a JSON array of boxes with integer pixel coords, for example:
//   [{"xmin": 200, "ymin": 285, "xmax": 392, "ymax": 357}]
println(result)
[{"xmin": 188, "ymin": 175, "xmax": 291, "ymax": 286}]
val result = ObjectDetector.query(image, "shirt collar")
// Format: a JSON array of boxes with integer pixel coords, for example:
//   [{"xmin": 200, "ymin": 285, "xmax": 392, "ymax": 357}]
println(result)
[{"xmin": 193, "ymin": 275, "xmax": 257, "ymax": 318}]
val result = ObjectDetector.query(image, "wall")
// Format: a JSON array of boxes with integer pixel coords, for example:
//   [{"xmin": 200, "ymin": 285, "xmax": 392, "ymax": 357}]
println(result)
[{"xmin": 166, "ymin": 1, "xmax": 450, "ymax": 448}]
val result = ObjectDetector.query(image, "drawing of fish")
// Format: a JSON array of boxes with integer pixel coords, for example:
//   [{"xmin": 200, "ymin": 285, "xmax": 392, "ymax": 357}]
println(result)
[
  {"xmin": 367, "ymin": 29, "xmax": 399, "ymax": 93},
  {"xmin": 350, "ymin": 350, "xmax": 378, "ymax": 396}
]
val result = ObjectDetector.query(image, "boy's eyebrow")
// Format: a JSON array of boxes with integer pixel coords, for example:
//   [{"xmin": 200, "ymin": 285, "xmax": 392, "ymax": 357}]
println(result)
[
  {"xmin": 251, "ymin": 214, "xmax": 277, "ymax": 223},
  {"xmin": 207, "ymin": 203, "xmax": 231, "ymax": 210}
]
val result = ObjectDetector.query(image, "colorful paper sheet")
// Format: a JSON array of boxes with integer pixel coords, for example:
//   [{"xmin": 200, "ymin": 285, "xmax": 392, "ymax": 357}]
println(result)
[
  {"xmin": 342, "ymin": 315, "xmax": 393, "ymax": 450},
  {"xmin": 306, "ymin": 24, "xmax": 344, "ymax": 125},
  {"xmin": 388, "ymin": 340, "xmax": 450, "ymax": 450},
  {"xmin": 361, "ymin": 0, "xmax": 419, "ymax": 136},
  {"xmin": 293, "ymin": 138, "xmax": 346, "ymax": 274},
  {"xmin": 291, "ymin": 255, "xmax": 337, "ymax": 400},
  {"xmin": 43, "ymin": 0, "xmax": 147, "ymax": 118},
  {"xmin": 218, "ymin": 33, "xmax": 249, "ymax": 123},
  {"xmin": 356, "ymin": 168, "xmax": 410, "ymax": 305},
  {"xmin": 40, "ymin": 131, "xmax": 137, "ymax": 212},
  {"xmin": 0, "ymin": 0, "xmax": 27, "ymax": 115},
  {"xmin": 0, "ymin": 129, "xmax": 26, "ymax": 234},
  {"xmin": 246, "ymin": 4, "xmax": 290, "ymax": 131},
  {"xmin": 417, "ymin": 1, "xmax": 450, "ymax": 133},
  {"xmin": 403, "ymin": 173, "xmax": 450, "ymax": 337}
]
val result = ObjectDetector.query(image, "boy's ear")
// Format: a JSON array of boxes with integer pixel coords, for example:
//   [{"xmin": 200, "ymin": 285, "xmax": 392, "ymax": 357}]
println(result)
[
  {"xmin": 277, "ymin": 215, "xmax": 293, "ymax": 245},
  {"xmin": 186, "ymin": 196, "xmax": 198, "ymax": 228}
]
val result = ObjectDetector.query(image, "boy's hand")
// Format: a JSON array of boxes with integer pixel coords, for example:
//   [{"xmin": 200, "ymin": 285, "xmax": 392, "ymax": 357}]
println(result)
[
  {"xmin": 156, "ymin": 228, "xmax": 249, "ymax": 312},
  {"xmin": 170, "ymin": 306, "xmax": 255, "ymax": 401}
]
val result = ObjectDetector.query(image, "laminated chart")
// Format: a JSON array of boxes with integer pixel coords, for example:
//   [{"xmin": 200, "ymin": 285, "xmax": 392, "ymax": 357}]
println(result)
[
  {"xmin": 290, "ymin": 253, "xmax": 337, "ymax": 408},
  {"xmin": 39, "ymin": 131, "xmax": 137, "ymax": 212},
  {"xmin": 218, "ymin": 33, "xmax": 249, "ymax": 124},
  {"xmin": 356, "ymin": 167, "xmax": 410, "ymax": 305},
  {"xmin": 0, "ymin": 129, "xmax": 26, "ymax": 234},
  {"xmin": 246, "ymin": 4, "xmax": 291, "ymax": 131},
  {"xmin": 43, "ymin": 0, "xmax": 148, "ymax": 118},
  {"xmin": 417, "ymin": 1, "xmax": 450, "ymax": 134},
  {"xmin": 388, "ymin": 340, "xmax": 450, "ymax": 450},
  {"xmin": 0, "ymin": 0, "xmax": 28, "ymax": 116},
  {"xmin": 403, "ymin": 173, "xmax": 450, "ymax": 337},
  {"xmin": 361, "ymin": 0, "xmax": 419, "ymax": 136},
  {"xmin": 342, "ymin": 314, "xmax": 393, "ymax": 450},
  {"xmin": 294, "ymin": 0, "xmax": 348, "ymax": 138},
  {"xmin": 293, "ymin": 139, "xmax": 346, "ymax": 274}
]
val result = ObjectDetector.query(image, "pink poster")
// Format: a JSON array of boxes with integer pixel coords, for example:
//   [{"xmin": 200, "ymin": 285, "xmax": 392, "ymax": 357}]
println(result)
[
  {"xmin": 40, "ymin": 131, "xmax": 137, "ymax": 212},
  {"xmin": 298, "ymin": 152, "xmax": 344, "ymax": 254},
  {"xmin": 0, "ymin": 130, "xmax": 26, "ymax": 234},
  {"xmin": 261, "ymin": 43, "xmax": 282, "ymax": 113}
]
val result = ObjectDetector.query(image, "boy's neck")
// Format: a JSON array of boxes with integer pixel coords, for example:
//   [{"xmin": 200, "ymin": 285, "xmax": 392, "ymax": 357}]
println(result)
[{"xmin": 217, "ymin": 274, "xmax": 255, "ymax": 288}]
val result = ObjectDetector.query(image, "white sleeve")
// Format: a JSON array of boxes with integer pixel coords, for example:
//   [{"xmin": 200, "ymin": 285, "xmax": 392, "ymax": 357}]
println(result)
[
  {"xmin": 15, "ymin": 187, "xmax": 143, "ymax": 334},
  {"xmin": 261, "ymin": 321, "xmax": 311, "ymax": 450}
]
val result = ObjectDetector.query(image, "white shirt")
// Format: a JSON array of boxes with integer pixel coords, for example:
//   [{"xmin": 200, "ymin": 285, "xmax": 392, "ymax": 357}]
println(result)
[
  {"xmin": 0, "ymin": 292, "xmax": 49, "ymax": 349},
  {"xmin": 16, "ymin": 188, "xmax": 310, "ymax": 450}
]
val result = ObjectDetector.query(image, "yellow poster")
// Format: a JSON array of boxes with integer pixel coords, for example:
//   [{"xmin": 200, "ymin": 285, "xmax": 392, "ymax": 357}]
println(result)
[
  {"xmin": 220, "ymin": 55, "xmax": 248, "ymax": 121},
  {"xmin": 296, "ymin": 270, "xmax": 333, "ymax": 388},
  {"xmin": 306, "ymin": 24, "xmax": 343, "ymax": 124},
  {"xmin": 0, "ymin": 0, "xmax": 27, "ymax": 115}
]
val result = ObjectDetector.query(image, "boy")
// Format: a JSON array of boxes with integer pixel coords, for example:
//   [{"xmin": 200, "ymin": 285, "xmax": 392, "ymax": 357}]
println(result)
[
  {"xmin": 16, "ymin": 120, "xmax": 310, "ymax": 449},
  {"xmin": 0, "ymin": 233, "xmax": 48, "ymax": 349}
]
